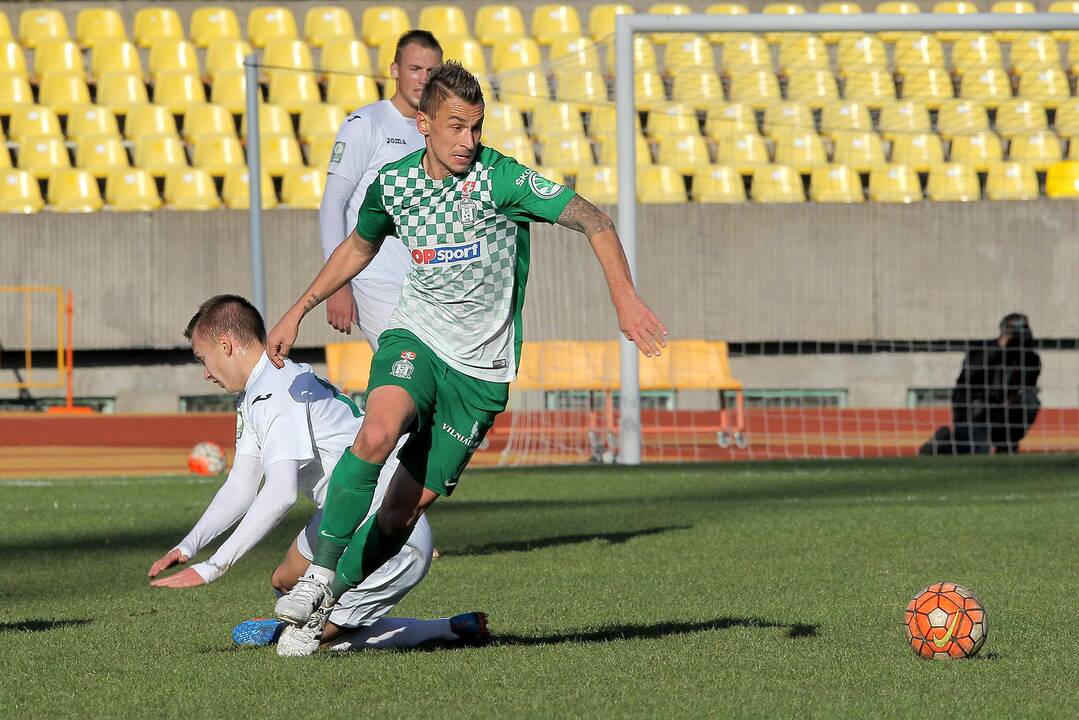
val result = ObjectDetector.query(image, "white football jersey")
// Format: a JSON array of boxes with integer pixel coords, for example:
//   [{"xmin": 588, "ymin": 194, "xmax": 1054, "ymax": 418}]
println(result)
[
  {"xmin": 327, "ymin": 99, "xmax": 425, "ymax": 286},
  {"xmin": 235, "ymin": 353, "xmax": 368, "ymax": 508}
]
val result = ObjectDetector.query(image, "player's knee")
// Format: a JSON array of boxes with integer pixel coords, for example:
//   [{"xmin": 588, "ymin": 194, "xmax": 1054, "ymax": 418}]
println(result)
[
  {"xmin": 270, "ymin": 564, "xmax": 294, "ymax": 594},
  {"xmin": 353, "ymin": 422, "xmax": 399, "ymax": 462}
]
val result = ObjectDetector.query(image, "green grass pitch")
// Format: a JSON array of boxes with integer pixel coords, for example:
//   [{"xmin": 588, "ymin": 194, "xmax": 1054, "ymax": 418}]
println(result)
[{"xmin": 4, "ymin": 456, "xmax": 1079, "ymax": 718}]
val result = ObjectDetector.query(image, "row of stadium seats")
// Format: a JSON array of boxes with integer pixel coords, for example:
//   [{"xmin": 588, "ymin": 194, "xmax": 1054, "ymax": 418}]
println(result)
[
  {"xmin": 8, "ymin": 2, "xmax": 1079, "ymax": 53},
  {"xmin": 0, "ymin": 166, "xmax": 324, "ymax": 213}
]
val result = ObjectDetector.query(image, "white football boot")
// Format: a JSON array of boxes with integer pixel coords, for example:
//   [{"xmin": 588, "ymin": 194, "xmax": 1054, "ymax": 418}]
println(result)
[
  {"xmin": 274, "ymin": 575, "xmax": 334, "ymax": 626},
  {"xmin": 276, "ymin": 604, "xmax": 331, "ymax": 657}
]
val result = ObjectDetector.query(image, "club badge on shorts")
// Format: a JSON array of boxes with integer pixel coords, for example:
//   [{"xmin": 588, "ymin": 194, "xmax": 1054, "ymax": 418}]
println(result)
[{"xmin": 391, "ymin": 350, "xmax": 416, "ymax": 379}]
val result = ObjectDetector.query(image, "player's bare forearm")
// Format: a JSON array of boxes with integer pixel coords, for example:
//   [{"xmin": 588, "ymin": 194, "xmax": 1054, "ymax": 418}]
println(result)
[
  {"xmin": 290, "ymin": 231, "xmax": 379, "ymax": 321},
  {"xmin": 556, "ymin": 196, "xmax": 669, "ymax": 356}
]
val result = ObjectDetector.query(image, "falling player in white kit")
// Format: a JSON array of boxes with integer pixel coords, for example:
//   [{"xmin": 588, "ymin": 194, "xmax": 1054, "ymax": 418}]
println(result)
[
  {"xmin": 147, "ymin": 295, "xmax": 487, "ymax": 652},
  {"xmin": 320, "ymin": 30, "xmax": 442, "ymax": 349}
]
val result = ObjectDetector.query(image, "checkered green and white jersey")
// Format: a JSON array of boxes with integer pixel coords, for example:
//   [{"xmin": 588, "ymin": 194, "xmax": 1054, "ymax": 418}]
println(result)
[{"xmin": 356, "ymin": 145, "xmax": 575, "ymax": 382}]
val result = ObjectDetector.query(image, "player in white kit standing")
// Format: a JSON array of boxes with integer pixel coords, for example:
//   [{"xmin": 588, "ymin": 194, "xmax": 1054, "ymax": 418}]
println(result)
[
  {"xmin": 147, "ymin": 295, "xmax": 486, "ymax": 652},
  {"xmin": 320, "ymin": 30, "xmax": 442, "ymax": 350}
]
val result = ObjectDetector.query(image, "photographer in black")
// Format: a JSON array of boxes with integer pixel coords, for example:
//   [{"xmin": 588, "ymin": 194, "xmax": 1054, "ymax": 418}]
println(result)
[{"xmin": 920, "ymin": 313, "xmax": 1041, "ymax": 455}]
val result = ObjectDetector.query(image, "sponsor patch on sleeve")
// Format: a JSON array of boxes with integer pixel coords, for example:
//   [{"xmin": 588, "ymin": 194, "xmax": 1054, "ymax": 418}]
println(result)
[
  {"xmin": 528, "ymin": 171, "xmax": 565, "ymax": 199},
  {"xmin": 331, "ymin": 141, "xmax": 346, "ymax": 163}
]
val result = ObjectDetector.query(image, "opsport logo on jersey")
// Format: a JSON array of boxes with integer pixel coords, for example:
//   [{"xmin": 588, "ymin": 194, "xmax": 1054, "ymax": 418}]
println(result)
[{"xmin": 411, "ymin": 240, "xmax": 482, "ymax": 266}]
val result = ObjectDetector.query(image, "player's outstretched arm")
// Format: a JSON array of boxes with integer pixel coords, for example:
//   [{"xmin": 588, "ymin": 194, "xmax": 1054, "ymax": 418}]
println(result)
[
  {"xmin": 556, "ymin": 195, "xmax": 669, "ymax": 357},
  {"xmin": 267, "ymin": 231, "xmax": 380, "ymax": 368}
]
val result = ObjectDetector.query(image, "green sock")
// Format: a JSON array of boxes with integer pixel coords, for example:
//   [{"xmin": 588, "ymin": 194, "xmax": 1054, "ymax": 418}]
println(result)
[
  {"xmin": 312, "ymin": 450, "xmax": 383, "ymax": 570},
  {"xmin": 330, "ymin": 513, "xmax": 410, "ymax": 598}
]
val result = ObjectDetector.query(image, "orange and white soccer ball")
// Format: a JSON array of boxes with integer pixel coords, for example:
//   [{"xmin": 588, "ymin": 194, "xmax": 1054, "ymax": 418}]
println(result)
[
  {"xmin": 904, "ymin": 582, "xmax": 988, "ymax": 659},
  {"xmin": 188, "ymin": 441, "xmax": 226, "ymax": 476}
]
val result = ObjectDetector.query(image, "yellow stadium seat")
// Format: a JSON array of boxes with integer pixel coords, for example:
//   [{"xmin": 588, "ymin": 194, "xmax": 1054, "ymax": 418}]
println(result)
[
  {"xmin": 477, "ymin": 5, "xmax": 526, "ymax": 46},
  {"xmin": 820, "ymin": 100, "xmax": 873, "ymax": 136},
  {"xmin": 360, "ymin": 6, "xmax": 410, "ymax": 48},
  {"xmin": 261, "ymin": 135, "xmax": 305, "ymax": 175},
  {"xmin": 34, "ymin": 41, "xmax": 86, "ymax": 81},
  {"xmin": 1018, "ymin": 69, "xmax": 1070, "ymax": 109},
  {"xmin": 550, "ymin": 35, "xmax": 603, "ymax": 74},
  {"xmin": 133, "ymin": 8, "xmax": 183, "ymax": 48},
  {"xmin": 39, "ymin": 75, "xmax": 91, "ymax": 115},
  {"xmin": 539, "ymin": 134, "xmax": 595, "ymax": 172},
  {"xmin": 91, "ymin": 40, "xmax": 143, "ymax": 79},
  {"xmin": 192, "ymin": 134, "xmax": 245, "ymax": 176},
  {"xmin": 991, "ymin": 0, "xmax": 1036, "ymax": 42},
  {"xmin": 492, "ymin": 38, "xmax": 542, "ymax": 72},
  {"xmin": 305, "ymin": 132, "xmax": 336, "ymax": 168},
  {"xmin": 574, "ymin": 165, "xmax": 618, "ymax": 204},
  {"xmin": 206, "ymin": 39, "xmax": 251, "ymax": 76},
  {"xmin": 762, "ymin": 3, "xmax": 807, "ymax": 44},
  {"xmin": 959, "ymin": 66, "xmax": 1012, "ymax": 108},
  {"xmin": 441, "ymin": 37, "xmax": 488, "ymax": 75},
  {"xmin": 647, "ymin": 3, "xmax": 693, "ymax": 45},
  {"xmin": 763, "ymin": 102, "xmax": 814, "ymax": 138},
  {"xmin": 221, "ymin": 167, "xmax": 277, "ymax": 209},
  {"xmin": 875, "ymin": 1, "xmax": 922, "ymax": 43},
  {"xmin": 596, "ymin": 133, "xmax": 653, "ymax": 167},
  {"xmin": 669, "ymin": 70, "xmax": 722, "ymax": 111},
  {"xmin": 985, "ymin": 161, "xmax": 1038, "ymax": 199},
  {"xmin": 67, "ymin": 105, "xmax": 120, "ymax": 142},
  {"xmin": 0, "ymin": 12, "xmax": 10, "ymax": 44},
  {"xmin": 894, "ymin": 34, "xmax": 945, "ymax": 75},
  {"xmin": 532, "ymin": 5, "xmax": 582, "ymax": 46},
  {"xmin": 716, "ymin": 131, "xmax": 769, "ymax": 173},
  {"xmin": 135, "ymin": 135, "xmax": 188, "ymax": 176},
  {"xmin": 532, "ymin": 101, "xmax": 585, "ymax": 140},
  {"xmin": 936, "ymin": 99, "xmax": 990, "ymax": 138},
  {"xmin": 589, "ymin": 4, "xmax": 634, "ymax": 42},
  {"xmin": 281, "ymin": 167, "xmax": 325, "ymax": 208},
  {"xmin": 498, "ymin": 71, "xmax": 551, "ymax": 113},
  {"xmin": 240, "ymin": 104, "xmax": 293, "ymax": 139},
  {"xmin": 486, "ymin": 102, "xmax": 525, "ymax": 133},
  {"xmin": 153, "ymin": 72, "xmax": 206, "ymax": 114},
  {"xmin": 375, "ymin": 42, "xmax": 398, "ymax": 78},
  {"xmin": 932, "ymin": 1, "xmax": 979, "ymax": 42},
  {"xmin": 587, "ymin": 104, "xmax": 642, "ymax": 140},
  {"xmin": 320, "ymin": 39, "xmax": 373, "ymax": 76},
  {"xmin": 869, "ymin": 164, "xmax": 922, "ymax": 201},
  {"xmin": 843, "ymin": 70, "xmax": 896, "ymax": 106},
  {"xmin": 148, "ymin": 39, "xmax": 200, "ymax": 77},
  {"xmin": 836, "ymin": 34, "xmax": 887, "ymax": 76},
  {"xmin": 532, "ymin": 166, "xmax": 567, "ymax": 185},
  {"xmin": 19, "ymin": 9, "xmax": 69, "ymax": 49},
  {"xmin": 729, "ymin": 69, "xmax": 781, "ymax": 109},
  {"xmin": 819, "ymin": 2, "xmax": 863, "ymax": 45},
  {"xmin": 264, "ymin": 39, "xmax": 315, "ymax": 76},
  {"xmin": 831, "ymin": 130, "xmax": 886, "ymax": 171},
  {"xmin": 949, "ymin": 34, "xmax": 1001, "ymax": 76},
  {"xmin": 269, "ymin": 72, "xmax": 321, "ymax": 113},
  {"xmin": 656, "ymin": 134, "xmax": 711, "ymax": 174},
  {"xmin": 631, "ymin": 71, "xmax": 667, "ymax": 113},
  {"xmin": 646, "ymin": 102, "xmax": 698, "ymax": 139},
  {"xmin": 720, "ymin": 34, "xmax": 769, "ymax": 72},
  {"xmin": 96, "ymin": 73, "xmax": 149, "ymax": 114},
  {"xmin": 1056, "ymin": 99, "xmax": 1079, "ymax": 136},
  {"xmin": 891, "ymin": 132, "xmax": 945, "ymax": 172},
  {"xmin": 487, "ymin": 132, "xmax": 538, "ymax": 165},
  {"xmin": 75, "ymin": 136, "xmax": 130, "ymax": 178},
  {"xmin": 191, "ymin": 7, "xmax": 241, "ymax": 48},
  {"xmin": 664, "ymin": 35, "xmax": 714, "ymax": 76},
  {"xmin": 879, "ymin": 100, "xmax": 931, "ymax": 139},
  {"xmin": 1008, "ymin": 131, "xmax": 1062, "ymax": 171},
  {"xmin": 209, "ymin": 71, "xmax": 248, "ymax": 114},
  {"xmin": 787, "ymin": 70, "xmax": 840, "ymax": 107},
  {"xmin": 0, "ymin": 169, "xmax": 43, "ymax": 213},
  {"xmin": 811, "ymin": 164, "xmax": 864, "ymax": 202},
  {"xmin": 995, "ymin": 99, "xmax": 1047, "ymax": 136},
  {"xmin": 164, "ymin": 168, "xmax": 220, "ymax": 209},
  {"xmin": 183, "ymin": 104, "xmax": 237, "ymax": 144},
  {"xmin": 48, "ymin": 169, "xmax": 103, "ymax": 212},
  {"xmin": 304, "ymin": 6, "xmax": 355, "ymax": 47},
  {"xmin": 248, "ymin": 6, "xmax": 298, "ymax": 48},
  {"xmin": 692, "ymin": 165, "xmax": 746, "ymax": 202},
  {"xmin": 927, "ymin": 161, "xmax": 980, "ymax": 200},
  {"xmin": 902, "ymin": 68, "xmax": 954, "ymax": 109},
  {"xmin": 0, "ymin": 74, "xmax": 32, "ymax": 114},
  {"xmin": 324, "ymin": 74, "xmax": 380, "ymax": 111},
  {"xmin": 751, "ymin": 164, "xmax": 805, "ymax": 202},
  {"xmin": 1046, "ymin": 160, "xmax": 1079, "ymax": 197},
  {"xmin": 297, "ymin": 104, "xmax": 345, "ymax": 144},
  {"xmin": 0, "ymin": 41, "xmax": 26, "ymax": 76},
  {"xmin": 555, "ymin": 69, "xmax": 608, "ymax": 104},
  {"xmin": 778, "ymin": 35, "xmax": 829, "ymax": 75},
  {"xmin": 0, "ymin": 147, "xmax": 11, "ymax": 169},
  {"xmin": 1009, "ymin": 32, "xmax": 1060, "ymax": 73},
  {"xmin": 324, "ymin": 342, "xmax": 375, "ymax": 393},
  {"xmin": 18, "ymin": 138, "xmax": 70, "ymax": 179},
  {"xmin": 773, "ymin": 130, "xmax": 828, "ymax": 172},
  {"xmin": 1049, "ymin": 1, "xmax": 1079, "ymax": 42},
  {"xmin": 637, "ymin": 165, "xmax": 688, "ymax": 202},
  {"xmin": 949, "ymin": 131, "xmax": 1003, "ymax": 172},
  {"xmin": 418, "ymin": 6, "xmax": 470, "ymax": 39},
  {"xmin": 105, "ymin": 168, "xmax": 162, "ymax": 211},
  {"xmin": 8, "ymin": 105, "xmax": 61, "ymax": 142},
  {"xmin": 76, "ymin": 8, "xmax": 126, "ymax": 49}
]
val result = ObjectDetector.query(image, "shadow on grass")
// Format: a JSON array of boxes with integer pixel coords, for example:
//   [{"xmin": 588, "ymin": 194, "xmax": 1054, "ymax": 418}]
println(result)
[
  {"xmin": 0, "ymin": 618, "xmax": 92, "ymax": 633},
  {"xmin": 491, "ymin": 617, "xmax": 819, "ymax": 646},
  {"xmin": 442, "ymin": 525, "xmax": 692, "ymax": 557}
]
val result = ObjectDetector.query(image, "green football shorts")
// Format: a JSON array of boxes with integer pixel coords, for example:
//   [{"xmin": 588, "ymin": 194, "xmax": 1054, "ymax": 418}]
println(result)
[{"xmin": 367, "ymin": 328, "xmax": 509, "ymax": 496}]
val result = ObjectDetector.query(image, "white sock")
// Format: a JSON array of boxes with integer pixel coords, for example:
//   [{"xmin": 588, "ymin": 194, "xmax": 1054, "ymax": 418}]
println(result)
[
  {"xmin": 303, "ymin": 564, "xmax": 335, "ymax": 585},
  {"xmin": 327, "ymin": 617, "xmax": 455, "ymax": 651}
]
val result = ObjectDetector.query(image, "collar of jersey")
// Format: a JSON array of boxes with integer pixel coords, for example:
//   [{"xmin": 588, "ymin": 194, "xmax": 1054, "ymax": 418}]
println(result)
[{"xmin": 246, "ymin": 352, "xmax": 272, "ymax": 394}]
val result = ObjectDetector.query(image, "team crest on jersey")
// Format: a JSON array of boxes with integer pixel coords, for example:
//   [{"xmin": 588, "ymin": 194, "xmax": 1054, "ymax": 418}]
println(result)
[
  {"xmin": 460, "ymin": 181, "xmax": 477, "ymax": 197},
  {"xmin": 458, "ymin": 198, "xmax": 478, "ymax": 225},
  {"xmin": 528, "ymin": 172, "xmax": 564, "ymax": 199},
  {"xmin": 391, "ymin": 352, "xmax": 415, "ymax": 379}
]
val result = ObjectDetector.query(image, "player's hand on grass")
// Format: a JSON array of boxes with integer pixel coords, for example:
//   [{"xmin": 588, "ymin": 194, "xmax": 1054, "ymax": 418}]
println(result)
[
  {"xmin": 326, "ymin": 287, "xmax": 357, "ymax": 335},
  {"xmin": 267, "ymin": 312, "xmax": 301, "ymax": 369},
  {"xmin": 615, "ymin": 295, "xmax": 669, "ymax": 358},
  {"xmin": 148, "ymin": 548, "xmax": 189, "ymax": 578},
  {"xmin": 149, "ymin": 567, "xmax": 207, "ymax": 589}
]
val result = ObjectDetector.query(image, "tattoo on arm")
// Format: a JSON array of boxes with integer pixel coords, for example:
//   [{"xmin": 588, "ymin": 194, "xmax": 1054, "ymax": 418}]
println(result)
[
  {"xmin": 302, "ymin": 293, "xmax": 321, "ymax": 312},
  {"xmin": 556, "ymin": 195, "xmax": 617, "ymax": 238}
]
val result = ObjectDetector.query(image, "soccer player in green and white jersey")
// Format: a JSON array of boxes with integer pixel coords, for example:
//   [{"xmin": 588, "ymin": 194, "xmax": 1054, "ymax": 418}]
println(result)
[{"xmin": 266, "ymin": 61, "xmax": 667, "ymax": 655}]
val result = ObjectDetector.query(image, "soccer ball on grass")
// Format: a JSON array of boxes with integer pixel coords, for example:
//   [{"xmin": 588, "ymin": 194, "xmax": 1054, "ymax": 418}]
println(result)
[
  {"xmin": 904, "ymin": 581, "xmax": 988, "ymax": 659},
  {"xmin": 188, "ymin": 441, "xmax": 226, "ymax": 476}
]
